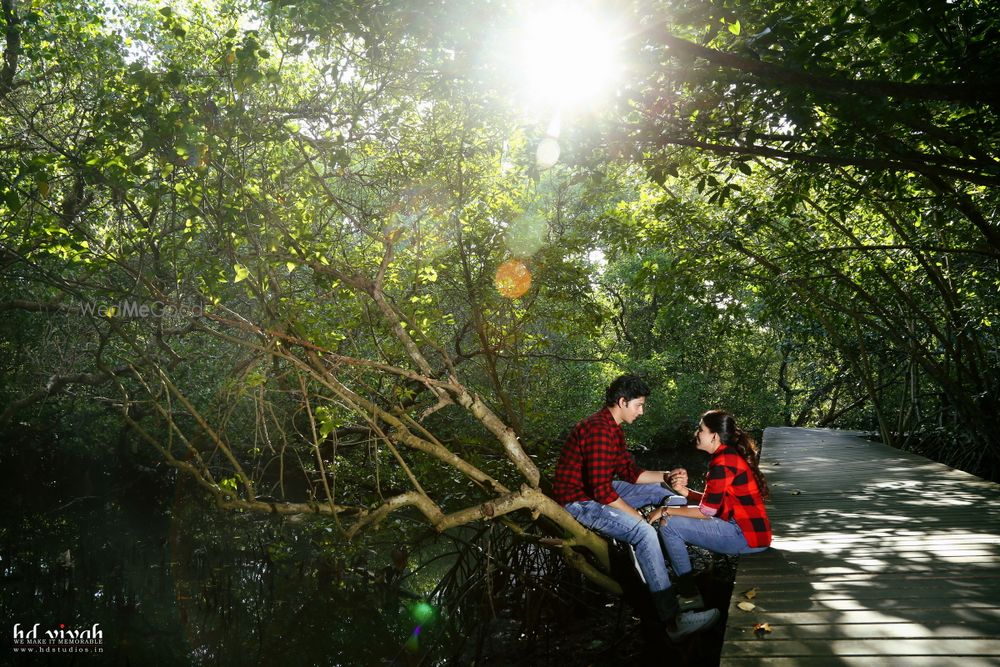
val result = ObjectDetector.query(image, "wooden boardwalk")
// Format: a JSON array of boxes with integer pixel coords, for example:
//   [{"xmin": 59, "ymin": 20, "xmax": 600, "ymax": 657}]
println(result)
[{"xmin": 719, "ymin": 427, "xmax": 1000, "ymax": 666}]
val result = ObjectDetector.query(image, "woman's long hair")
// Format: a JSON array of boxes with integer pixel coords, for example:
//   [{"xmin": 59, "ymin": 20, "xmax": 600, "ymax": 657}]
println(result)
[{"xmin": 701, "ymin": 410, "xmax": 770, "ymax": 500}]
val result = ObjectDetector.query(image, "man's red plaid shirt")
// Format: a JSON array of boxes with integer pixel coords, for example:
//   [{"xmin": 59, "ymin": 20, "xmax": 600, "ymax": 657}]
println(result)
[
  {"xmin": 551, "ymin": 408, "xmax": 643, "ymax": 505},
  {"xmin": 686, "ymin": 443, "xmax": 772, "ymax": 548}
]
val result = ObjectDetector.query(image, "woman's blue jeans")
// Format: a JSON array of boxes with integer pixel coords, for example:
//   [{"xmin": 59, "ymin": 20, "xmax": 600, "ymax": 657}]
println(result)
[
  {"xmin": 563, "ymin": 480, "xmax": 672, "ymax": 593},
  {"xmin": 658, "ymin": 514, "xmax": 768, "ymax": 576}
]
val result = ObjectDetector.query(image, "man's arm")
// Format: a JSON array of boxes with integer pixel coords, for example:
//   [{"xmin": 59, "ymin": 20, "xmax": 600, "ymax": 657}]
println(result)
[{"xmin": 635, "ymin": 470, "xmax": 668, "ymax": 485}]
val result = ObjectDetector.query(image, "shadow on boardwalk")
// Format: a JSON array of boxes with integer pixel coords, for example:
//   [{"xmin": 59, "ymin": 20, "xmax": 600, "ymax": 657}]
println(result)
[{"xmin": 720, "ymin": 427, "xmax": 1000, "ymax": 666}]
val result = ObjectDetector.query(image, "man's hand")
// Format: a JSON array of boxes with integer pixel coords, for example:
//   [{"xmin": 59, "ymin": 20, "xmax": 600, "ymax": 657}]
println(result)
[{"xmin": 667, "ymin": 467, "xmax": 688, "ymax": 490}]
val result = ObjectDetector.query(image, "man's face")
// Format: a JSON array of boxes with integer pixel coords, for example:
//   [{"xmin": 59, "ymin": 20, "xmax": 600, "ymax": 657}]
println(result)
[{"xmin": 618, "ymin": 397, "xmax": 646, "ymax": 424}]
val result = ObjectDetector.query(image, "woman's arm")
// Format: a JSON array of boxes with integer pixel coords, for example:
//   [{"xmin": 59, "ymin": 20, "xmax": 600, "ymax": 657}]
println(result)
[
  {"xmin": 669, "ymin": 462, "xmax": 734, "ymax": 514},
  {"xmin": 660, "ymin": 506, "xmax": 709, "ymax": 521},
  {"xmin": 697, "ymin": 459, "xmax": 737, "ymax": 517}
]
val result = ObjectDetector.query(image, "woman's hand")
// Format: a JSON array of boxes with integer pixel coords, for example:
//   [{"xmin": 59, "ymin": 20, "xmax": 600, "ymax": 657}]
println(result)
[
  {"xmin": 667, "ymin": 468, "xmax": 689, "ymax": 493},
  {"xmin": 647, "ymin": 507, "xmax": 667, "ymax": 525}
]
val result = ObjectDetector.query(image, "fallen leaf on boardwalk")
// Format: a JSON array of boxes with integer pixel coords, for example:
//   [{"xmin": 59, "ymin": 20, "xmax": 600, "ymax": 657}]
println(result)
[
  {"xmin": 753, "ymin": 623, "xmax": 773, "ymax": 637},
  {"xmin": 741, "ymin": 587, "xmax": 759, "ymax": 600},
  {"xmin": 736, "ymin": 601, "xmax": 756, "ymax": 612}
]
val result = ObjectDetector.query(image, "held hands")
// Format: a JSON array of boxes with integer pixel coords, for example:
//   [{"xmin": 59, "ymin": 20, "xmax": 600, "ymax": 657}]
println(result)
[{"xmin": 666, "ymin": 468, "xmax": 689, "ymax": 495}]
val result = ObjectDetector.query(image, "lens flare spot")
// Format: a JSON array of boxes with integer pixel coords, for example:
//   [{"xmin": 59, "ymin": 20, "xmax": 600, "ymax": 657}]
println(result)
[
  {"xmin": 495, "ymin": 260, "xmax": 532, "ymax": 299},
  {"xmin": 504, "ymin": 211, "xmax": 547, "ymax": 257},
  {"xmin": 410, "ymin": 602, "xmax": 435, "ymax": 624},
  {"xmin": 405, "ymin": 628, "xmax": 421, "ymax": 653}
]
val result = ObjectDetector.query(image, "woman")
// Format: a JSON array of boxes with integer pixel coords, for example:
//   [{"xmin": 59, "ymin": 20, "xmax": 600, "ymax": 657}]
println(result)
[{"xmin": 658, "ymin": 410, "xmax": 771, "ymax": 606}]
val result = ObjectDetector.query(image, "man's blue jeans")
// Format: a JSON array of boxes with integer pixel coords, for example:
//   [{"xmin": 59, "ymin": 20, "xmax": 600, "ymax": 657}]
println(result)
[
  {"xmin": 563, "ymin": 480, "xmax": 672, "ymax": 593},
  {"xmin": 658, "ymin": 514, "xmax": 768, "ymax": 577},
  {"xmin": 612, "ymin": 479, "xmax": 673, "ymax": 508}
]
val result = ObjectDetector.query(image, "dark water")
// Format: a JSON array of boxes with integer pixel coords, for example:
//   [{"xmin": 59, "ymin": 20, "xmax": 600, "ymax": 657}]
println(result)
[{"xmin": 1, "ymin": 438, "xmax": 453, "ymax": 666}]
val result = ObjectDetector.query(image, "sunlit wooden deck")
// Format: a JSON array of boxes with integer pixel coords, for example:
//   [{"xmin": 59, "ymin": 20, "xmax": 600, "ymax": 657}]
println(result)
[{"xmin": 719, "ymin": 427, "xmax": 1000, "ymax": 666}]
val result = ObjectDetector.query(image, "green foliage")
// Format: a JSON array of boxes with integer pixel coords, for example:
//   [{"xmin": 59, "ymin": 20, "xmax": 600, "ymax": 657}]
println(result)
[
  {"xmin": 3, "ymin": 5, "xmax": 1000, "ymax": 645},
  {"xmin": 1, "ymin": 0, "xmax": 621, "ymax": 515}
]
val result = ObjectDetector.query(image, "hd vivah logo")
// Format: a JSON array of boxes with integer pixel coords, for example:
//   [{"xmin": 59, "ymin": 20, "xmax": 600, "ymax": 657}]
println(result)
[{"xmin": 11, "ymin": 623, "xmax": 104, "ymax": 654}]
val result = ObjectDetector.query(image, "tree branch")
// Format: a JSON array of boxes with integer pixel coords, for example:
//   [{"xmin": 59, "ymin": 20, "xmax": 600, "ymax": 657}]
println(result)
[
  {"xmin": 773, "ymin": 244, "xmax": 999, "ymax": 261},
  {"xmin": 0, "ymin": 365, "xmax": 134, "ymax": 427},
  {"xmin": 648, "ymin": 135, "xmax": 1000, "ymax": 187},
  {"xmin": 658, "ymin": 31, "xmax": 1000, "ymax": 107}
]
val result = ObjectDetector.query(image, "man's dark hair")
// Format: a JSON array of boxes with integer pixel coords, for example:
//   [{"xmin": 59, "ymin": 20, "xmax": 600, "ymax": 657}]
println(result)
[{"xmin": 604, "ymin": 374, "xmax": 651, "ymax": 407}]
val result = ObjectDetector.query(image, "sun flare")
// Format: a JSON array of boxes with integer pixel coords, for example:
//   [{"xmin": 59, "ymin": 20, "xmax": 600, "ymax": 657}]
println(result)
[{"xmin": 509, "ymin": 4, "xmax": 623, "ymax": 113}]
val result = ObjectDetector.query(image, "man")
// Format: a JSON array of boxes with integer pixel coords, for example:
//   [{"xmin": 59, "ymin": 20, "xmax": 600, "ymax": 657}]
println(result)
[{"xmin": 551, "ymin": 374, "xmax": 720, "ymax": 640}]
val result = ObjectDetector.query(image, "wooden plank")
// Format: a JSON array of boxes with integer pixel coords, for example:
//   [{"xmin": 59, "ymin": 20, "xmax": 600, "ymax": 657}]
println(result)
[
  {"xmin": 728, "ymin": 572, "xmax": 1000, "ymax": 585},
  {"xmin": 737, "ymin": 578, "xmax": 1000, "ymax": 593},
  {"xmin": 726, "ymin": 622, "xmax": 989, "ymax": 642},
  {"xmin": 733, "ymin": 552, "xmax": 1000, "ymax": 565},
  {"xmin": 731, "ymin": 583, "xmax": 1000, "ymax": 602},
  {"xmin": 726, "ymin": 607, "xmax": 1000, "ymax": 625},
  {"xmin": 722, "ymin": 638, "xmax": 1000, "ymax": 656},
  {"xmin": 728, "ymin": 598, "xmax": 1000, "ymax": 613},
  {"xmin": 735, "ymin": 554, "xmax": 1000, "ymax": 568},
  {"xmin": 720, "ymin": 659, "xmax": 997, "ymax": 667},
  {"xmin": 719, "ymin": 427, "xmax": 1000, "ymax": 665}
]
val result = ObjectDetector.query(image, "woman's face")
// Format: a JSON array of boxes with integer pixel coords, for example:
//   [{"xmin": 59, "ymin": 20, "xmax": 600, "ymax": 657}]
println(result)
[{"xmin": 695, "ymin": 422, "xmax": 720, "ymax": 454}]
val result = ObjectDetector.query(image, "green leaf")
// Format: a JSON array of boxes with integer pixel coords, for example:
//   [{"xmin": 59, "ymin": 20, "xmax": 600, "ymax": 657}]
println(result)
[
  {"xmin": 728, "ymin": 20, "xmax": 741, "ymax": 36},
  {"xmin": 234, "ymin": 264, "xmax": 250, "ymax": 283},
  {"xmin": 2, "ymin": 189, "xmax": 19, "ymax": 210},
  {"xmin": 315, "ymin": 406, "xmax": 337, "ymax": 439}
]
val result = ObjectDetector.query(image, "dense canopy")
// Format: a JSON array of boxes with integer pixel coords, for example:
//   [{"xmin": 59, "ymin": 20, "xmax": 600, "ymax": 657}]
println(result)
[{"xmin": 2, "ymin": 0, "xmax": 998, "ymax": 652}]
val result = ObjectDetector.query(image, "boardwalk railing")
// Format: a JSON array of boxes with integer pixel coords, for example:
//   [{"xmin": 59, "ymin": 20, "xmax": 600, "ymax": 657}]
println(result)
[{"xmin": 720, "ymin": 427, "xmax": 1000, "ymax": 666}]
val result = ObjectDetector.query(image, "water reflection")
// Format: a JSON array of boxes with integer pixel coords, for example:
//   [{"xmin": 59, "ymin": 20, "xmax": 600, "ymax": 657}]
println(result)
[{"xmin": 2, "ymin": 472, "xmax": 451, "ymax": 665}]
